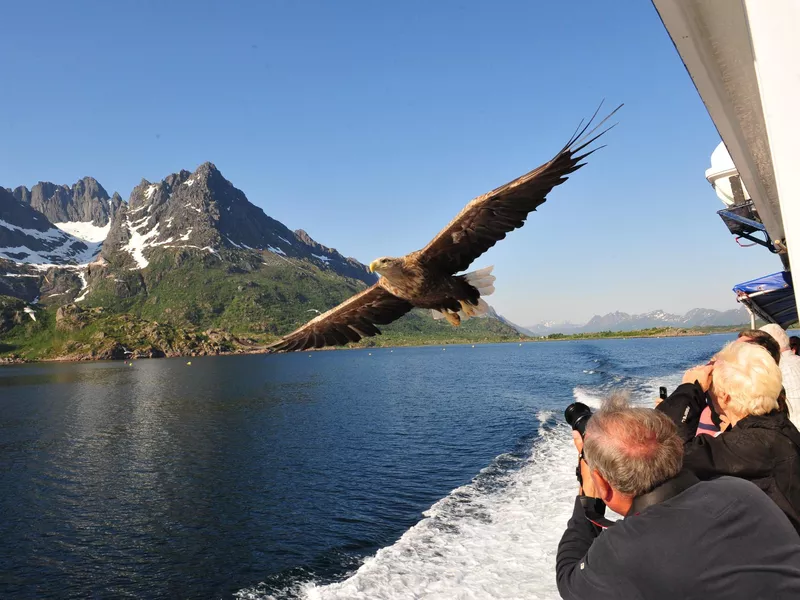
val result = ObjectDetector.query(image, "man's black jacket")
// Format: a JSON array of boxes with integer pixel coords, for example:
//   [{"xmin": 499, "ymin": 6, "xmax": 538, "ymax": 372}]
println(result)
[
  {"xmin": 657, "ymin": 381, "xmax": 800, "ymax": 533},
  {"xmin": 556, "ymin": 476, "xmax": 800, "ymax": 599}
]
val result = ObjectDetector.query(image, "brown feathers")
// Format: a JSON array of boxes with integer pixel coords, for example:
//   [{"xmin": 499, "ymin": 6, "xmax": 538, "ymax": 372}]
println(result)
[
  {"xmin": 266, "ymin": 283, "xmax": 413, "ymax": 352},
  {"xmin": 415, "ymin": 104, "xmax": 621, "ymax": 274},
  {"xmin": 268, "ymin": 105, "xmax": 620, "ymax": 352}
]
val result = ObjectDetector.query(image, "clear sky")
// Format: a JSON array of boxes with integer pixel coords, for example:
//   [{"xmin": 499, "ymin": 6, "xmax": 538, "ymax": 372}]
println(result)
[{"xmin": 1, "ymin": 0, "xmax": 780, "ymax": 326}]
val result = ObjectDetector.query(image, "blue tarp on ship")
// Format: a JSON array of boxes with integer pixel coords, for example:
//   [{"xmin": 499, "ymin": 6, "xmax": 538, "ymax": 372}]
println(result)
[{"xmin": 733, "ymin": 271, "xmax": 797, "ymax": 328}]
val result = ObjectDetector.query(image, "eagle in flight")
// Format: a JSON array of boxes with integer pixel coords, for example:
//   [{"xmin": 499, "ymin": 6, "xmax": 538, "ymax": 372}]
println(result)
[{"xmin": 268, "ymin": 105, "xmax": 620, "ymax": 352}]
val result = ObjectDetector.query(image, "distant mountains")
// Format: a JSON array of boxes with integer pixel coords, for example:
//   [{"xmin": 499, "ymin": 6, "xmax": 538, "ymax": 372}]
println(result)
[
  {"xmin": 0, "ymin": 162, "xmax": 520, "ymax": 360},
  {"xmin": 524, "ymin": 307, "xmax": 750, "ymax": 335},
  {"xmin": 0, "ymin": 162, "xmax": 383, "ymax": 306}
]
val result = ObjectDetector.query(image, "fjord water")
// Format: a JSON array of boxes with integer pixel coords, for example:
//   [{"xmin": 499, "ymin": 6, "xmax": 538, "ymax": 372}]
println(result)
[{"xmin": 0, "ymin": 336, "xmax": 734, "ymax": 599}]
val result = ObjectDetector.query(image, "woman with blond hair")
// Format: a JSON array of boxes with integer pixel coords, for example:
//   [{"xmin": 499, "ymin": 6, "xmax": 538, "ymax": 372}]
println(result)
[{"xmin": 658, "ymin": 341, "xmax": 800, "ymax": 534}]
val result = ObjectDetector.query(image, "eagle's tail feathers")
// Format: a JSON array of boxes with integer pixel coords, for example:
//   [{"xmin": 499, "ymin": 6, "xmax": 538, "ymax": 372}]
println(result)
[{"xmin": 464, "ymin": 265, "xmax": 496, "ymax": 296}]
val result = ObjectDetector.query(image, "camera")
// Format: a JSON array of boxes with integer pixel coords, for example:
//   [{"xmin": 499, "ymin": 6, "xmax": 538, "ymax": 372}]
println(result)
[{"xmin": 565, "ymin": 401, "xmax": 593, "ymax": 438}]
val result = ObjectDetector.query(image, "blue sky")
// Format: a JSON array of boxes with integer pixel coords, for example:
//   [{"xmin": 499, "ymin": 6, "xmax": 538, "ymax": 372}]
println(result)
[{"xmin": 1, "ymin": 0, "xmax": 779, "ymax": 325}]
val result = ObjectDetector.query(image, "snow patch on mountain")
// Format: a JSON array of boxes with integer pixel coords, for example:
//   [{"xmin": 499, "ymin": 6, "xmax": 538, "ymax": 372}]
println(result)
[
  {"xmin": 54, "ymin": 221, "xmax": 111, "ymax": 244},
  {"xmin": 121, "ymin": 214, "xmax": 162, "ymax": 269},
  {"xmin": 162, "ymin": 244, "xmax": 219, "ymax": 256},
  {"xmin": 0, "ymin": 219, "xmax": 66, "ymax": 242},
  {"xmin": 0, "ymin": 218, "xmax": 101, "ymax": 266},
  {"xmin": 74, "ymin": 271, "xmax": 90, "ymax": 302}
]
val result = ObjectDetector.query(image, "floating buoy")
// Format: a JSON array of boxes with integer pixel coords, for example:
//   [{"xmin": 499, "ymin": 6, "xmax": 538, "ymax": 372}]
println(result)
[
  {"xmin": 368, "ymin": 352, "xmax": 372, "ymax": 356},
  {"xmin": 519, "ymin": 343, "xmax": 522, "ymax": 346},
  {"xmin": 187, "ymin": 361, "xmax": 192, "ymax": 365},
  {"xmin": 472, "ymin": 345, "xmax": 475, "ymax": 348}
]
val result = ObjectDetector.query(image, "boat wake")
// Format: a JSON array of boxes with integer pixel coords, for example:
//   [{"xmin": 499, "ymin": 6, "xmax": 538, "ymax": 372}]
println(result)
[
  {"xmin": 237, "ymin": 370, "xmax": 687, "ymax": 600},
  {"xmin": 237, "ymin": 411, "xmax": 578, "ymax": 600}
]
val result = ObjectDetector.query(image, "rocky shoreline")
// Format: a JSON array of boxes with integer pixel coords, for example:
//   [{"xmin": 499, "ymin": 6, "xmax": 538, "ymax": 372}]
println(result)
[{"xmin": 1, "ymin": 327, "xmax": 742, "ymax": 366}]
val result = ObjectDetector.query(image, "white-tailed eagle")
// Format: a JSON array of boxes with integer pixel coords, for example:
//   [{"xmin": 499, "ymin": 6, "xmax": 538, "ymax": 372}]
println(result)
[{"xmin": 269, "ymin": 105, "xmax": 620, "ymax": 352}]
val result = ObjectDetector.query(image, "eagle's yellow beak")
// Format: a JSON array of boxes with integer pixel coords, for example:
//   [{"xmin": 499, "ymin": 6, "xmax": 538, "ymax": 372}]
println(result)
[{"xmin": 369, "ymin": 260, "xmax": 378, "ymax": 273}]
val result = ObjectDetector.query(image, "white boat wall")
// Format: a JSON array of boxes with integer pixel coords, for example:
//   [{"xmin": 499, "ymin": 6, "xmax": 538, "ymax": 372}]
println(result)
[{"xmin": 652, "ymin": 0, "xmax": 800, "ymax": 322}]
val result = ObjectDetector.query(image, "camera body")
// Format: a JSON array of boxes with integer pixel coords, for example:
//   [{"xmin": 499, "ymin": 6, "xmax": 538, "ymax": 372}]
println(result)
[
  {"xmin": 565, "ymin": 401, "xmax": 593, "ymax": 438},
  {"xmin": 565, "ymin": 401, "xmax": 593, "ymax": 487}
]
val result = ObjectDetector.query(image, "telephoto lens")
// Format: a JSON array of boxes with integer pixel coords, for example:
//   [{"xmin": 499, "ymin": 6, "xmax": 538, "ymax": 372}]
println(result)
[{"xmin": 564, "ymin": 402, "xmax": 593, "ymax": 438}]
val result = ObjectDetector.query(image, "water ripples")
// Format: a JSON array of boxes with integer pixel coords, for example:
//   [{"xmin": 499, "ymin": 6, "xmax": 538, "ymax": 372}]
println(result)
[{"xmin": 0, "ymin": 335, "xmax": 736, "ymax": 598}]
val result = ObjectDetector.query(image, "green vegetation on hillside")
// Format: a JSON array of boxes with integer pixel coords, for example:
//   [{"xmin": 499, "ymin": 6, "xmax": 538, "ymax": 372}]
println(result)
[
  {"xmin": 86, "ymin": 248, "xmax": 369, "ymax": 335},
  {"xmin": 0, "ymin": 250, "xmax": 523, "ymax": 362}
]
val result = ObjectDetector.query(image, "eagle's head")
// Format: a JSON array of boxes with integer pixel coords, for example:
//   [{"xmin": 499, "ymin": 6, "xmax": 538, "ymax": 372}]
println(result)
[{"xmin": 369, "ymin": 257, "xmax": 402, "ymax": 278}]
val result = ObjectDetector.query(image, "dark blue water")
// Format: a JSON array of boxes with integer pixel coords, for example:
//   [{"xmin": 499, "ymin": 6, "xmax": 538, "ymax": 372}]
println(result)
[{"xmin": 0, "ymin": 336, "xmax": 735, "ymax": 599}]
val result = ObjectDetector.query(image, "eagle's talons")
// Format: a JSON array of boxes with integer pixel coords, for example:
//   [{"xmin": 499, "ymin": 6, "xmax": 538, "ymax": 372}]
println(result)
[
  {"xmin": 459, "ymin": 300, "xmax": 477, "ymax": 318},
  {"xmin": 444, "ymin": 311, "xmax": 461, "ymax": 327}
]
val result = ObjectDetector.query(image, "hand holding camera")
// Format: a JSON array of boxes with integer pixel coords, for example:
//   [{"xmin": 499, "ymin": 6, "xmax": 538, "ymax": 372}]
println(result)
[
  {"xmin": 571, "ymin": 430, "xmax": 597, "ymax": 497},
  {"xmin": 682, "ymin": 363, "xmax": 714, "ymax": 392},
  {"xmin": 565, "ymin": 402, "xmax": 598, "ymax": 496}
]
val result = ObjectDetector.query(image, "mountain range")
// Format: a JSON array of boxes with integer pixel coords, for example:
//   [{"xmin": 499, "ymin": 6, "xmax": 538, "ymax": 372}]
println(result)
[
  {"xmin": 0, "ymin": 163, "xmax": 751, "ymax": 360},
  {"xmin": 0, "ymin": 163, "xmax": 521, "ymax": 360},
  {"xmin": 523, "ymin": 307, "xmax": 749, "ymax": 335}
]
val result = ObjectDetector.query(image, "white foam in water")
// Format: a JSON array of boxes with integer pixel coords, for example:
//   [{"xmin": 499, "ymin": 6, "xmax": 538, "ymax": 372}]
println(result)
[
  {"xmin": 570, "ymin": 387, "xmax": 605, "ymax": 410},
  {"xmin": 239, "ymin": 372, "xmax": 689, "ymax": 600},
  {"xmin": 239, "ymin": 413, "xmax": 580, "ymax": 600}
]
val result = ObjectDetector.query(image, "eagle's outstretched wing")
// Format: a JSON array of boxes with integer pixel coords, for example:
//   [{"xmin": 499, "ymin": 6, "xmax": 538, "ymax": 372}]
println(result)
[
  {"xmin": 416, "ymin": 104, "xmax": 621, "ymax": 275},
  {"xmin": 267, "ymin": 283, "xmax": 413, "ymax": 352}
]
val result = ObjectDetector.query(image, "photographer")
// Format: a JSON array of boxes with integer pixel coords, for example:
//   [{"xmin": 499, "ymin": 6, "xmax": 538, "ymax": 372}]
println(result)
[
  {"xmin": 556, "ymin": 395, "xmax": 800, "ymax": 599},
  {"xmin": 657, "ymin": 341, "xmax": 800, "ymax": 533}
]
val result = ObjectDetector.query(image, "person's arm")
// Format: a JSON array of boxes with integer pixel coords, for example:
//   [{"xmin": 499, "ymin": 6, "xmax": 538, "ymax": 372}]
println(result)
[
  {"xmin": 682, "ymin": 428, "xmax": 770, "ymax": 480},
  {"xmin": 556, "ymin": 496, "xmax": 603, "ymax": 568},
  {"xmin": 656, "ymin": 381, "xmax": 707, "ymax": 442},
  {"xmin": 556, "ymin": 498, "xmax": 635, "ymax": 599}
]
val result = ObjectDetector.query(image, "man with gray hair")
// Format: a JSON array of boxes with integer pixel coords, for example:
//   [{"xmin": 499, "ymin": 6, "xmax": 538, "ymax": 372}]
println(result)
[
  {"xmin": 761, "ymin": 323, "xmax": 800, "ymax": 427},
  {"xmin": 557, "ymin": 395, "xmax": 800, "ymax": 599}
]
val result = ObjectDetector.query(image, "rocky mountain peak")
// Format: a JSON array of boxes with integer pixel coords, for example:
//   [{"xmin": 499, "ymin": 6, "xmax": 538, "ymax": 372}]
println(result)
[
  {"xmin": 12, "ymin": 177, "xmax": 121, "ymax": 229},
  {"xmin": 11, "ymin": 186, "xmax": 31, "ymax": 204},
  {"xmin": 72, "ymin": 176, "xmax": 109, "ymax": 203},
  {"xmin": 1, "ymin": 187, "xmax": 51, "ymax": 232},
  {"xmin": 98, "ymin": 162, "xmax": 374, "ymax": 284},
  {"xmin": 2, "ymin": 161, "xmax": 376, "ymax": 308},
  {"xmin": 294, "ymin": 229, "xmax": 316, "ymax": 247},
  {"xmin": 193, "ymin": 161, "xmax": 221, "ymax": 179}
]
